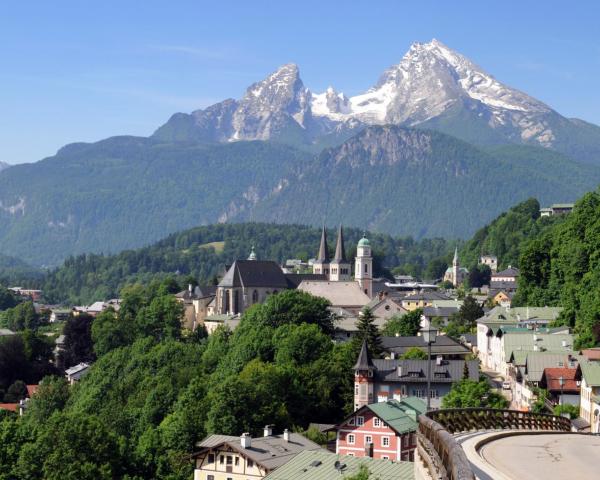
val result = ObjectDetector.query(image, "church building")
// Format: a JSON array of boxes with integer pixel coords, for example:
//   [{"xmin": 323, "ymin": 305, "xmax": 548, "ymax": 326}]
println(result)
[{"xmin": 443, "ymin": 247, "xmax": 468, "ymax": 287}]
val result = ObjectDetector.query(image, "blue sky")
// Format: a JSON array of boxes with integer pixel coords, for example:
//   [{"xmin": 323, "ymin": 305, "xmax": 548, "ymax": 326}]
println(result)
[{"xmin": 1, "ymin": 0, "xmax": 599, "ymax": 164}]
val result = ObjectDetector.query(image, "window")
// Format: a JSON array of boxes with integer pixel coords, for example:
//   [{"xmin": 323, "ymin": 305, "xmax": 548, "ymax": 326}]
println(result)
[
  {"xmin": 430, "ymin": 389, "xmax": 438, "ymax": 399},
  {"xmin": 348, "ymin": 417, "xmax": 355, "ymax": 426},
  {"xmin": 382, "ymin": 455, "xmax": 389, "ymax": 460},
  {"xmin": 252, "ymin": 290, "xmax": 258, "ymax": 303},
  {"xmin": 355, "ymin": 384, "xmax": 359, "ymax": 395},
  {"xmin": 365, "ymin": 435, "xmax": 372, "ymax": 444},
  {"xmin": 382, "ymin": 437, "xmax": 390, "ymax": 447},
  {"xmin": 207, "ymin": 476, "xmax": 214, "ymax": 480},
  {"xmin": 365, "ymin": 264, "xmax": 368, "ymax": 273},
  {"xmin": 373, "ymin": 417, "xmax": 381, "ymax": 427},
  {"xmin": 347, "ymin": 434, "xmax": 355, "ymax": 444},
  {"xmin": 413, "ymin": 389, "xmax": 424, "ymax": 398},
  {"xmin": 235, "ymin": 457, "xmax": 239, "ymax": 466},
  {"xmin": 220, "ymin": 455, "xmax": 224, "ymax": 464},
  {"xmin": 403, "ymin": 435, "xmax": 409, "ymax": 447},
  {"xmin": 348, "ymin": 452, "xmax": 355, "ymax": 457},
  {"xmin": 207, "ymin": 454, "xmax": 215, "ymax": 464},
  {"xmin": 356, "ymin": 416, "xmax": 364, "ymax": 426},
  {"xmin": 248, "ymin": 460, "xmax": 254, "ymax": 468},
  {"xmin": 226, "ymin": 456, "xmax": 232, "ymax": 465}
]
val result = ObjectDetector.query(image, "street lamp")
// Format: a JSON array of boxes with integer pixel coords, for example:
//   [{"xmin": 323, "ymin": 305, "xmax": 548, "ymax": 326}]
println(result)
[
  {"xmin": 420, "ymin": 315, "xmax": 438, "ymax": 411},
  {"xmin": 558, "ymin": 376, "xmax": 564, "ymax": 406}
]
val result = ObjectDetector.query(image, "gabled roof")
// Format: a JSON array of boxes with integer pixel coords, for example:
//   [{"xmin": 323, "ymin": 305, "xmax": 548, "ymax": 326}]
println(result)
[
  {"xmin": 401, "ymin": 291, "xmax": 451, "ymax": 302},
  {"xmin": 523, "ymin": 352, "xmax": 576, "ymax": 383},
  {"xmin": 284, "ymin": 273, "xmax": 326, "ymax": 288},
  {"xmin": 263, "ymin": 449, "xmax": 414, "ymax": 480},
  {"xmin": 492, "ymin": 266, "xmax": 520, "ymax": 277},
  {"xmin": 372, "ymin": 359, "xmax": 479, "ymax": 383},
  {"xmin": 65, "ymin": 362, "xmax": 91, "ymax": 376},
  {"xmin": 353, "ymin": 340, "xmax": 374, "ymax": 370},
  {"xmin": 540, "ymin": 367, "xmax": 581, "ymax": 392},
  {"xmin": 367, "ymin": 398, "xmax": 426, "ymax": 435},
  {"xmin": 381, "ymin": 335, "xmax": 470, "ymax": 356},
  {"xmin": 219, "ymin": 260, "xmax": 289, "ymax": 288},
  {"xmin": 503, "ymin": 332, "xmax": 574, "ymax": 360},
  {"xmin": 580, "ymin": 361, "xmax": 600, "ymax": 387},
  {"xmin": 192, "ymin": 432, "xmax": 321, "ymax": 471}
]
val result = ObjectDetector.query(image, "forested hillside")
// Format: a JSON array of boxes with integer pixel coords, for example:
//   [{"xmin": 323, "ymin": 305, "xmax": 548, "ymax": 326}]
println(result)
[
  {"xmin": 459, "ymin": 198, "xmax": 566, "ymax": 269},
  {"xmin": 0, "ymin": 126, "xmax": 597, "ymax": 267},
  {"xmin": 35, "ymin": 223, "xmax": 452, "ymax": 304},
  {"xmin": 515, "ymin": 190, "xmax": 600, "ymax": 348},
  {"xmin": 0, "ymin": 285, "xmax": 356, "ymax": 480}
]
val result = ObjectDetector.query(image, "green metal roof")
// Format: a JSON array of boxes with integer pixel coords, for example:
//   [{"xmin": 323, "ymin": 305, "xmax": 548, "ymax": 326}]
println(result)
[
  {"xmin": 367, "ymin": 398, "xmax": 426, "ymax": 435},
  {"xmin": 264, "ymin": 449, "xmax": 414, "ymax": 480},
  {"xmin": 503, "ymin": 332, "xmax": 574, "ymax": 360},
  {"xmin": 358, "ymin": 237, "xmax": 370, "ymax": 247},
  {"xmin": 580, "ymin": 361, "xmax": 600, "ymax": 386}
]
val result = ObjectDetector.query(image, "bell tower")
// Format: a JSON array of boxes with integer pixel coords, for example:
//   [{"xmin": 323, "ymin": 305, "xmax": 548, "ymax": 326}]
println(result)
[
  {"xmin": 355, "ymin": 234, "xmax": 373, "ymax": 297},
  {"xmin": 354, "ymin": 340, "xmax": 374, "ymax": 410}
]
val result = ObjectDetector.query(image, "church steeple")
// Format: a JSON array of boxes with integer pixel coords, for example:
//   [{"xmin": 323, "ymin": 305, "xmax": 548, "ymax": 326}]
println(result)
[
  {"xmin": 329, "ymin": 224, "xmax": 351, "ymax": 281},
  {"xmin": 316, "ymin": 225, "xmax": 330, "ymax": 262},
  {"xmin": 333, "ymin": 224, "xmax": 347, "ymax": 262},
  {"xmin": 453, "ymin": 246, "xmax": 459, "ymax": 266}
]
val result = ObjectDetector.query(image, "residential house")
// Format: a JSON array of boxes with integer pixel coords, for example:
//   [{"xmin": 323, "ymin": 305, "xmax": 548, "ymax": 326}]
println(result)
[
  {"xmin": 263, "ymin": 449, "xmax": 414, "ymax": 480},
  {"xmin": 8, "ymin": 287, "xmax": 42, "ymax": 301},
  {"xmin": 191, "ymin": 428, "xmax": 321, "ymax": 480},
  {"xmin": 490, "ymin": 266, "xmax": 520, "ymax": 292},
  {"xmin": 175, "ymin": 284, "xmax": 216, "ymax": 331},
  {"xmin": 354, "ymin": 341, "xmax": 478, "ymax": 410},
  {"xmin": 400, "ymin": 291, "xmax": 451, "ymax": 312},
  {"xmin": 365, "ymin": 293, "xmax": 407, "ymax": 321},
  {"xmin": 65, "ymin": 362, "xmax": 91, "ymax": 384},
  {"xmin": 479, "ymin": 255, "xmax": 498, "ymax": 273},
  {"xmin": 540, "ymin": 367, "xmax": 581, "ymax": 407},
  {"xmin": 540, "ymin": 203, "xmax": 574, "ymax": 217},
  {"xmin": 579, "ymin": 361, "xmax": 600, "ymax": 433},
  {"xmin": 381, "ymin": 335, "xmax": 472, "ymax": 360},
  {"xmin": 203, "ymin": 314, "xmax": 241, "ymax": 335},
  {"xmin": 333, "ymin": 397, "xmax": 426, "ymax": 462},
  {"xmin": 49, "ymin": 308, "xmax": 71, "ymax": 323}
]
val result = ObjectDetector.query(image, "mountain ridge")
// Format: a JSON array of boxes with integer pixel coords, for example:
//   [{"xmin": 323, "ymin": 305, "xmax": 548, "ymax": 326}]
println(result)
[{"xmin": 154, "ymin": 39, "xmax": 600, "ymax": 165}]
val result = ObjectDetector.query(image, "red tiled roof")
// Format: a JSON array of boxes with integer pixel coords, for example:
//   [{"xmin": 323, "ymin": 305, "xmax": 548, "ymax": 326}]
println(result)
[
  {"xmin": 0, "ymin": 403, "xmax": 18, "ymax": 412},
  {"xmin": 26, "ymin": 384, "xmax": 39, "ymax": 397},
  {"xmin": 542, "ymin": 367, "xmax": 580, "ymax": 392},
  {"xmin": 580, "ymin": 349, "xmax": 600, "ymax": 361}
]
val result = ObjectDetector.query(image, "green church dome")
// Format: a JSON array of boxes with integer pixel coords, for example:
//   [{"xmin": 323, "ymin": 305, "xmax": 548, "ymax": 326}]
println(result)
[{"xmin": 358, "ymin": 237, "xmax": 370, "ymax": 247}]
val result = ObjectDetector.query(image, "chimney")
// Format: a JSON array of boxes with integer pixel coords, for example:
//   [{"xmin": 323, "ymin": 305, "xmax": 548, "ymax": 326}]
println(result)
[
  {"xmin": 397, "ymin": 365, "xmax": 402, "ymax": 377},
  {"xmin": 436, "ymin": 356, "xmax": 443, "ymax": 366},
  {"xmin": 263, "ymin": 425, "xmax": 273, "ymax": 437},
  {"xmin": 188, "ymin": 283, "xmax": 193, "ymax": 293},
  {"xmin": 562, "ymin": 340, "xmax": 567, "ymax": 348},
  {"xmin": 390, "ymin": 352, "xmax": 396, "ymax": 360},
  {"xmin": 241, "ymin": 433, "xmax": 251, "ymax": 449},
  {"xmin": 283, "ymin": 428, "xmax": 290, "ymax": 442}
]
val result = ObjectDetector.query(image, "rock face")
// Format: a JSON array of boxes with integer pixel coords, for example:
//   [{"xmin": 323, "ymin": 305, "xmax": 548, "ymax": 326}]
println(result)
[{"xmin": 153, "ymin": 39, "xmax": 600, "ymax": 164}]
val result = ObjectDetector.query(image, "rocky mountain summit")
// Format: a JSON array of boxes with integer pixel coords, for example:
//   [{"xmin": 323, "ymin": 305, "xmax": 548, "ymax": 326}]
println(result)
[{"xmin": 153, "ymin": 39, "xmax": 600, "ymax": 164}]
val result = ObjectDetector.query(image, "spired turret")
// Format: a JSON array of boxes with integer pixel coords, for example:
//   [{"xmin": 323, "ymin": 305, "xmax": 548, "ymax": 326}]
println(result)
[
  {"xmin": 329, "ymin": 225, "xmax": 351, "ymax": 281},
  {"xmin": 312, "ymin": 225, "xmax": 331, "ymax": 276},
  {"xmin": 355, "ymin": 233, "xmax": 373, "ymax": 297}
]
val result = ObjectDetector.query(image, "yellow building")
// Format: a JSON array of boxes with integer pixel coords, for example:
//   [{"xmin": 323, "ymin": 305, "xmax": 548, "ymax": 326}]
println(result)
[{"xmin": 192, "ymin": 428, "xmax": 322, "ymax": 480}]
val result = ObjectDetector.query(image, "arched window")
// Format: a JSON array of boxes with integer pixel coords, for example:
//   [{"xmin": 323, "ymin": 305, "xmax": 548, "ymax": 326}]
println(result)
[
  {"xmin": 252, "ymin": 290, "xmax": 259, "ymax": 303},
  {"xmin": 364, "ymin": 264, "xmax": 368, "ymax": 273}
]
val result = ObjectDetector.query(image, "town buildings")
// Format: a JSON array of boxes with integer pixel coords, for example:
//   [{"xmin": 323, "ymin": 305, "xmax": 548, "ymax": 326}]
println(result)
[
  {"xmin": 191, "ymin": 428, "xmax": 321, "ymax": 480},
  {"xmin": 579, "ymin": 361, "xmax": 600, "ymax": 433},
  {"xmin": 353, "ymin": 341, "xmax": 479, "ymax": 410},
  {"xmin": 333, "ymin": 397, "xmax": 426, "ymax": 462},
  {"xmin": 442, "ymin": 248, "xmax": 468, "ymax": 286}
]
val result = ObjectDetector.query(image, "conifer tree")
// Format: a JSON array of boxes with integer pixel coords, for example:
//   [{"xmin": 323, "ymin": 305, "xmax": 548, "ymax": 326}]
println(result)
[{"xmin": 352, "ymin": 307, "xmax": 382, "ymax": 357}]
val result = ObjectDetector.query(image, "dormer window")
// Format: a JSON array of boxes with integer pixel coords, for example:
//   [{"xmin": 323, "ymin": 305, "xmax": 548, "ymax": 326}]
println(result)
[{"xmin": 409, "ymin": 371, "xmax": 420, "ymax": 378}]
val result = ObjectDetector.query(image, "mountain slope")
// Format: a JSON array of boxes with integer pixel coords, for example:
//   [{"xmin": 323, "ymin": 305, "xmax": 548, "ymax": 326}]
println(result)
[
  {"xmin": 0, "ymin": 137, "xmax": 311, "ymax": 266},
  {"xmin": 154, "ymin": 39, "xmax": 600, "ymax": 165},
  {"xmin": 239, "ymin": 126, "xmax": 600, "ymax": 238}
]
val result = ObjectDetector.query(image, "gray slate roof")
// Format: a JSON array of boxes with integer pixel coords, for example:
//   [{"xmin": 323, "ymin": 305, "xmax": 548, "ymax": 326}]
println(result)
[
  {"xmin": 219, "ymin": 260, "xmax": 289, "ymax": 288},
  {"xmin": 372, "ymin": 359, "xmax": 479, "ymax": 383},
  {"xmin": 402, "ymin": 291, "xmax": 451, "ymax": 302},
  {"xmin": 381, "ymin": 335, "xmax": 471, "ymax": 356},
  {"xmin": 193, "ymin": 432, "xmax": 322, "ymax": 471}
]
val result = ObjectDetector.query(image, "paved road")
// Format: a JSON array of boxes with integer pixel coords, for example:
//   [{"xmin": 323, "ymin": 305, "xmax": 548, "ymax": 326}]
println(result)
[{"xmin": 479, "ymin": 433, "xmax": 600, "ymax": 479}]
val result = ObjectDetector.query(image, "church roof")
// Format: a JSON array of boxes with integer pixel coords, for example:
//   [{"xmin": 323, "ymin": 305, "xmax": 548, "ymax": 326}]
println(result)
[
  {"xmin": 332, "ymin": 225, "xmax": 347, "ymax": 263},
  {"xmin": 315, "ymin": 226, "xmax": 330, "ymax": 263},
  {"xmin": 353, "ymin": 340, "xmax": 374, "ymax": 370},
  {"xmin": 219, "ymin": 260, "xmax": 289, "ymax": 288},
  {"xmin": 358, "ymin": 236, "xmax": 370, "ymax": 247},
  {"xmin": 297, "ymin": 281, "xmax": 370, "ymax": 308}
]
